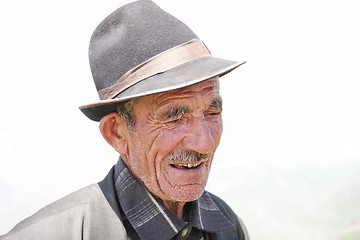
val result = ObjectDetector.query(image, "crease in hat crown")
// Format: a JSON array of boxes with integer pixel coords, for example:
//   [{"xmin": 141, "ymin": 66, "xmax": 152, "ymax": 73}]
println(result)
[{"xmin": 79, "ymin": 0, "xmax": 245, "ymax": 121}]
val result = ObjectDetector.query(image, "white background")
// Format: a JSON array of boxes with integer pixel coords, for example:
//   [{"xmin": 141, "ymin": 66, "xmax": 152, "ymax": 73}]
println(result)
[{"xmin": 1, "ymin": 0, "xmax": 360, "ymax": 239}]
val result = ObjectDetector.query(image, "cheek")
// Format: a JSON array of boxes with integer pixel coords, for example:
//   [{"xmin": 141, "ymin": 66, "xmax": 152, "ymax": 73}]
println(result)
[
  {"xmin": 126, "ymin": 129, "xmax": 158, "ymax": 181},
  {"xmin": 209, "ymin": 119, "xmax": 223, "ymax": 145},
  {"xmin": 144, "ymin": 128, "xmax": 184, "ymax": 176},
  {"xmin": 127, "ymin": 141, "xmax": 148, "ymax": 175},
  {"xmin": 150, "ymin": 127, "xmax": 185, "ymax": 155}
]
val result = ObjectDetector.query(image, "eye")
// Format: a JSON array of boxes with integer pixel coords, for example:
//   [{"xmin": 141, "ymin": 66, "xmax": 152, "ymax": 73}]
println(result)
[
  {"xmin": 209, "ymin": 111, "xmax": 221, "ymax": 115},
  {"xmin": 164, "ymin": 116, "xmax": 183, "ymax": 128},
  {"xmin": 161, "ymin": 105, "xmax": 189, "ymax": 126},
  {"xmin": 169, "ymin": 117, "xmax": 182, "ymax": 123},
  {"xmin": 205, "ymin": 110, "xmax": 222, "ymax": 120}
]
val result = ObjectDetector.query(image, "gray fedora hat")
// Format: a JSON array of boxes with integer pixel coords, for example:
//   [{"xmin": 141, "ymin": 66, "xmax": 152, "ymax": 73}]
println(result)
[{"xmin": 79, "ymin": 0, "xmax": 245, "ymax": 121}]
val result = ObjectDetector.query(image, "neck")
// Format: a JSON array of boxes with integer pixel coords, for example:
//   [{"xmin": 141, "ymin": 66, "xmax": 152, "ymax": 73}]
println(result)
[{"xmin": 163, "ymin": 200, "xmax": 186, "ymax": 218}]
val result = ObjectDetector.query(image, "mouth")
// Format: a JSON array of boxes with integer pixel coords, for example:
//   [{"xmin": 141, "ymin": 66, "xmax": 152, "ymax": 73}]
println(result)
[{"xmin": 170, "ymin": 161, "xmax": 204, "ymax": 169}]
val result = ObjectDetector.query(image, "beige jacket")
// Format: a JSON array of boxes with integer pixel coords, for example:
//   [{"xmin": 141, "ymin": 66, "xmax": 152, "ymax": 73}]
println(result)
[
  {"xmin": 1, "ymin": 169, "xmax": 250, "ymax": 240},
  {"xmin": 1, "ymin": 184, "xmax": 128, "ymax": 240}
]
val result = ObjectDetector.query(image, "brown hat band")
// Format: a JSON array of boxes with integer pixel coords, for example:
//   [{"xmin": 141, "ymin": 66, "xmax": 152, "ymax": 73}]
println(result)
[{"xmin": 98, "ymin": 39, "xmax": 212, "ymax": 100}]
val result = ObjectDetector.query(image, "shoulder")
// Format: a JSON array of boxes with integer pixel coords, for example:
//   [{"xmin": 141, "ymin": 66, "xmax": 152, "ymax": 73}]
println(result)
[
  {"xmin": 0, "ymin": 184, "xmax": 99, "ymax": 240},
  {"xmin": 207, "ymin": 191, "xmax": 250, "ymax": 240}
]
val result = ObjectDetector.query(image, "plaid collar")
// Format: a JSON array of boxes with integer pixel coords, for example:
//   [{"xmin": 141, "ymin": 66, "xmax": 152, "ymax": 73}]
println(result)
[{"xmin": 114, "ymin": 158, "xmax": 235, "ymax": 240}]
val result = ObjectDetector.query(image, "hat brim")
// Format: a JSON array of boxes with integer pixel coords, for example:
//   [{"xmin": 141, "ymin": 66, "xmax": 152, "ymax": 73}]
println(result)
[{"xmin": 79, "ymin": 56, "xmax": 246, "ymax": 121}]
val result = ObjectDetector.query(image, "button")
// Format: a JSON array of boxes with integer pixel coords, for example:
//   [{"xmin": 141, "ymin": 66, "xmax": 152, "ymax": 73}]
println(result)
[{"xmin": 181, "ymin": 227, "xmax": 188, "ymax": 237}]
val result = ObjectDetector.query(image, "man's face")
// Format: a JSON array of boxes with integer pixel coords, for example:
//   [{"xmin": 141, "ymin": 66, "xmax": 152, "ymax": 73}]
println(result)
[{"xmin": 122, "ymin": 78, "xmax": 223, "ymax": 203}]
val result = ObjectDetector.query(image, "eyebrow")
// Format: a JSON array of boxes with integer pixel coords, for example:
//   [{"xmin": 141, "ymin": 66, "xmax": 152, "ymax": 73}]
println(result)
[
  {"xmin": 161, "ymin": 105, "xmax": 190, "ymax": 120},
  {"xmin": 209, "ymin": 98, "xmax": 223, "ymax": 111},
  {"xmin": 160, "ymin": 98, "xmax": 222, "ymax": 120}
]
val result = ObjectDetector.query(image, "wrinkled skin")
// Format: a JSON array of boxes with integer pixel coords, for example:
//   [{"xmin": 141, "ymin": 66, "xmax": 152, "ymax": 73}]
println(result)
[{"xmin": 102, "ymin": 78, "xmax": 223, "ymax": 217}]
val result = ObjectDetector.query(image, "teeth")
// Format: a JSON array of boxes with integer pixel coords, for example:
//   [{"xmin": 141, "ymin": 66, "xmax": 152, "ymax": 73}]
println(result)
[{"xmin": 177, "ymin": 162, "xmax": 201, "ymax": 168}]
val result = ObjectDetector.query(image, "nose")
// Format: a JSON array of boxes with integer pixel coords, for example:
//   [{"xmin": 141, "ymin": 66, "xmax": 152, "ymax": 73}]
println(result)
[{"xmin": 182, "ymin": 115, "xmax": 216, "ymax": 155}]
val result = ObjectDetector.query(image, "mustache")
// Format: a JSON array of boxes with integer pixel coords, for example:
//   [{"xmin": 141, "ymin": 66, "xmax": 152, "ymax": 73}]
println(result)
[{"xmin": 168, "ymin": 150, "xmax": 213, "ymax": 163}]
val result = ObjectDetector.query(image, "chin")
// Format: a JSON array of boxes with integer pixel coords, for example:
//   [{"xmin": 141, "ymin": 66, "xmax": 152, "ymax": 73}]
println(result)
[{"xmin": 166, "ymin": 185, "xmax": 206, "ymax": 202}]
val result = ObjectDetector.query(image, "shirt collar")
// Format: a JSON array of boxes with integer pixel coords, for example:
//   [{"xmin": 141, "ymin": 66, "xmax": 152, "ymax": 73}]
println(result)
[{"xmin": 114, "ymin": 157, "xmax": 235, "ymax": 240}]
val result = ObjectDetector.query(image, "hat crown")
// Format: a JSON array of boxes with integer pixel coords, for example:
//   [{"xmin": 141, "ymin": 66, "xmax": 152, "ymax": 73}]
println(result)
[{"xmin": 89, "ymin": 0, "xmax": 198, "ymax": 93}]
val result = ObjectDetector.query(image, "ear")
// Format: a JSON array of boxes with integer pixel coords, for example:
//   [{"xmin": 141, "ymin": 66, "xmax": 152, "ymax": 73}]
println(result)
[{"xmin": 99, "ymin": 112, "xmax": 128, "ymax": 155}]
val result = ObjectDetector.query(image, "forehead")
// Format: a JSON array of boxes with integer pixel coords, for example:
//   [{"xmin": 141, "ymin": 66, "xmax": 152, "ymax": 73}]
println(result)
[{"xmin": 145, "ymin": 78, "xmax": 220, "ymax": 106}]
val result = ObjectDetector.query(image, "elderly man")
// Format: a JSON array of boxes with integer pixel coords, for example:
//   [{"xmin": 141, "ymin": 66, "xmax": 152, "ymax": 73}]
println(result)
[{"xmin": 1, "ymin": 1, "xmax": 248, "ymax": 239}]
